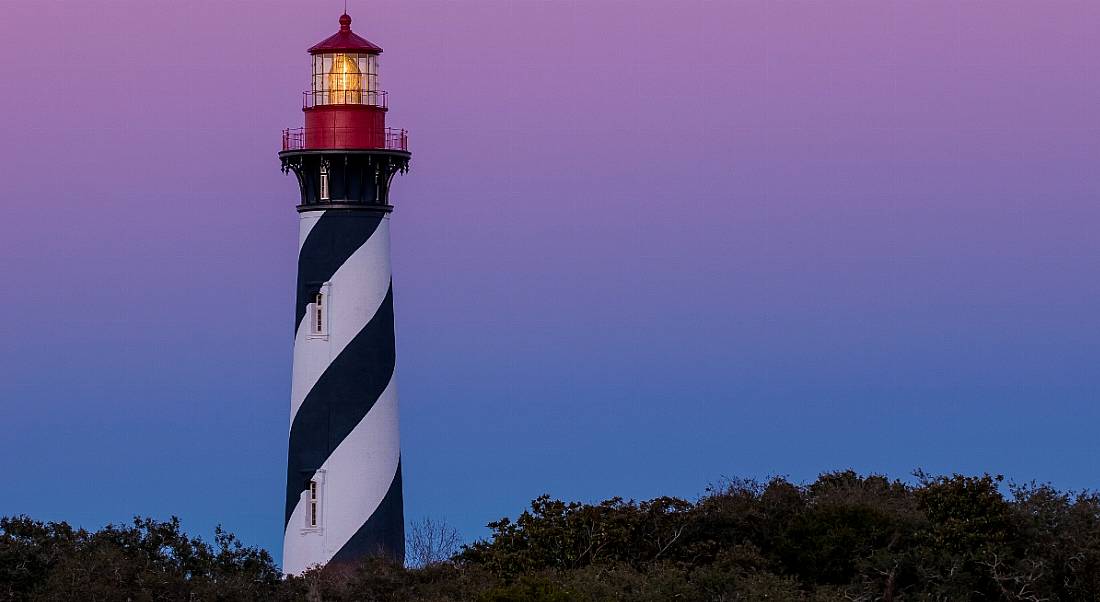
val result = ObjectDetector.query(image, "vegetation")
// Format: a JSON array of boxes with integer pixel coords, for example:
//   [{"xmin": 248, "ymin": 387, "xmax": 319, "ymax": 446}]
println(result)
[
  {"xmin": 4, "ymin": 471, "xmax": 1100, "ymax": 600},
  {"xmin": 0, "ymin": 516, "xmax": 279, "ymax": 601}
]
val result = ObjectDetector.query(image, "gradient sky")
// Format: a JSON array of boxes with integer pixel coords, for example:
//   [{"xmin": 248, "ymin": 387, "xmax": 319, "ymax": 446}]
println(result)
[{"xmin": 1, "ymin": 0, "xmax": 1098, "ymax": 565}]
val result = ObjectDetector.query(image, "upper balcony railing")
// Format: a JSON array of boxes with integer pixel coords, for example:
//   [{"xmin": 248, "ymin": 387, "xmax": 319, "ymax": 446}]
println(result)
[
  {"xmin": 282, "ymin": 127, "xmax": 409, "ymax": 152},
  {"xmin": 303, "ymin": 89, "xmax": 388, "ymax": 109}
]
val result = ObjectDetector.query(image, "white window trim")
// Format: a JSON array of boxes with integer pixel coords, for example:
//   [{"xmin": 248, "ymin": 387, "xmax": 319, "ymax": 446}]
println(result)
[
  {"xmin": 302, "ymin": 470, "xmax": 325, "ymax": 533},
  {"xmin": 308, "ymin": 282, "xmax": 332, "ymax": 340},
  {"xmin": 319, "ymin": 163, "xmax": 331, "ymax": 201}
]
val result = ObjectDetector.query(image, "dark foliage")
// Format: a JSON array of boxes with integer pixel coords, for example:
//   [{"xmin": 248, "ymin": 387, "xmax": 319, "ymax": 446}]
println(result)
[
  {"xmin": 5, "ymin": 471, "xmax": 1100, "ymax": 600},
  {"xmin": 0, "ymin": 515, "xmax": 279, "ymax": 601}
]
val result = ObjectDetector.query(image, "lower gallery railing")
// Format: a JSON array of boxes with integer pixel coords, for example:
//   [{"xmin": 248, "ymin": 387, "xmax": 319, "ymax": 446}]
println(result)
[{"xmin": 282, "ymin": 127, "xmax": 409, "ymax": 152}]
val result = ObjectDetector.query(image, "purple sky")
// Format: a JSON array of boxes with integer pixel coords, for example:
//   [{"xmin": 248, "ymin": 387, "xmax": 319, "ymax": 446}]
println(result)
[{"xmin": 1, "ymin": 1, "xmax": 1098, "ymax": 564}]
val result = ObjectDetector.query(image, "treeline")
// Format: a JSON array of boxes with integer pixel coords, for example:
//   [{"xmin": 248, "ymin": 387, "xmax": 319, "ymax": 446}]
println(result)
[{"xmin": 4, "ymin": 471, "xmax": 1100, "ymax": 600}]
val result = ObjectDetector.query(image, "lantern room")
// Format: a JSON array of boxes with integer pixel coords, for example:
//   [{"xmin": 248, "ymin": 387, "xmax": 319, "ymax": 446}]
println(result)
[
  {"xmin": 282, "ymin": 13, "xmax": 408, "ymax": 152},
  {"xmin": 307, "ymin": 14, "xmax": 383, "ymax": 107}
]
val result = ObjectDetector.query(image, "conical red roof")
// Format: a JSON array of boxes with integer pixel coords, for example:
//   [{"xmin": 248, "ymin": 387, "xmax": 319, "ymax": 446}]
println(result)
[{"xmin": 308, "ymin": 14, "xmax": 383, "ymax": 54}]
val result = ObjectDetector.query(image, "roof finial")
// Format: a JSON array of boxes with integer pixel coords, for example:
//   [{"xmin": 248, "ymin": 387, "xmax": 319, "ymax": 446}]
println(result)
[{"xmin": 339, "ymin": 12, "xmax": 352, "ymax": 31}]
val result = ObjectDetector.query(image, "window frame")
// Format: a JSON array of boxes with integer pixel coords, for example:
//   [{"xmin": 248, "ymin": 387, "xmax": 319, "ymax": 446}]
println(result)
[
  {"xmin": 301, "ymin": 470, "xmax": 325, "ymax": 532},
  {"xmin": 308, "ymin": 282, "xmax": 331, "ymax": 340},
  {"xmin": 319, "ymin": 161, "xmax": 330, "ymax": 201},
  {"xmin": 309, "ymin": 480, "xmax": 319, "ymax": 528}
]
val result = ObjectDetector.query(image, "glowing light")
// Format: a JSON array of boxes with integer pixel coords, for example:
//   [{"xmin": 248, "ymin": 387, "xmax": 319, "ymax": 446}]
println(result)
[{"xmin": 327, "ymin": 54, "xmax": 362, "ymax": 104}]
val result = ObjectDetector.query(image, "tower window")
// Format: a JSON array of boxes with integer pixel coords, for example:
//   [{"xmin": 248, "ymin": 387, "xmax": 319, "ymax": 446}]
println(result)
[
  {"xmin": 312, "ymin": 292, "xmax": 325, "ymax": 335},
  {"xmin": 301, "ymin": 471, "xmax": 325, "ymax": 531},
  {"xmin": 309, "ymin": 480, "xmax": 319, "ymax": 528},
  {"xmin": 308, "ymin": 284, "xmax": 331, "ymax": 339},
  {"xmin": 319, "ymin": 164, "xmax": 330, "ymax": 201}
]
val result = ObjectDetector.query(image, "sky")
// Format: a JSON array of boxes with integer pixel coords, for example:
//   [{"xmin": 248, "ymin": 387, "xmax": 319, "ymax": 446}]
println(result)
[{"xmin": 1, "ymin": 0, "xmax": 1098, "ymax": 565}]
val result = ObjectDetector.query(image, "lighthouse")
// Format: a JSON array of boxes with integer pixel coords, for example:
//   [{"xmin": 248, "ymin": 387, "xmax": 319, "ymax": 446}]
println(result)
[{"xmin": 278, "ymin": 13, "xmax": 411, "ymax": 574}]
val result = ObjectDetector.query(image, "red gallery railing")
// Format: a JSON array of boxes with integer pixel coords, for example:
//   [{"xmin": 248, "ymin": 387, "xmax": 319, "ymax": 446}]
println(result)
[{"xmin": 281, "ymin": 127, "xmax": 409, "ymax": 152}]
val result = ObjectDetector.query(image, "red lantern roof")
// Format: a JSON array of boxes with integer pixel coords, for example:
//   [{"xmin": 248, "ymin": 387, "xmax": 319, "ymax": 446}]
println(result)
[{"xmin": 308, "ymin": 14, "xmax": 383, "ymax": 55}]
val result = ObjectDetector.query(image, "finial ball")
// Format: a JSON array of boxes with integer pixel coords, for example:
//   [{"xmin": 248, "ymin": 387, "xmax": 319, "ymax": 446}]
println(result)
[{"xmin": 339, "ymin": 14, "xmax": 352, "ymax": 29}]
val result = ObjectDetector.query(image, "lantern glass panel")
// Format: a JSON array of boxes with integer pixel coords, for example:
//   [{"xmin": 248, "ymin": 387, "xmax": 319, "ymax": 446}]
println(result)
[{"xmin": 311, "ymin": 53, "xmax": 380, "ymax": 105}]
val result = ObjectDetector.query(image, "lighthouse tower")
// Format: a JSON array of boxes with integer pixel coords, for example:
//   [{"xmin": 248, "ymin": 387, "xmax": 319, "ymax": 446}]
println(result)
[{"xmin": 278, "ymin": 13, "xmax": 410, "ymax": 574}]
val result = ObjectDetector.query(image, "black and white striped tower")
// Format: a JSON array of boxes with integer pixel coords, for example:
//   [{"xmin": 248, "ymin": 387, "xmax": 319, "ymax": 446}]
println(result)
[{"xmin": 277, "ymin": 13, "xmax": 411, "ymax": 575}]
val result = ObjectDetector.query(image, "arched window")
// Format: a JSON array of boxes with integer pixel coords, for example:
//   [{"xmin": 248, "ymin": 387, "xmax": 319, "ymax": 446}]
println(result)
[{"xmin": 319, "ymin": 163, "xmax": 330, "ymax": 201}]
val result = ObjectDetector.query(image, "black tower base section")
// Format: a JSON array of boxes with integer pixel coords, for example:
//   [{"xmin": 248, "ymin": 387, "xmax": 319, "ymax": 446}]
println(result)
[{"xmin": 280, "ymin": 149, "xmax": 411, "ymax": 213}]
